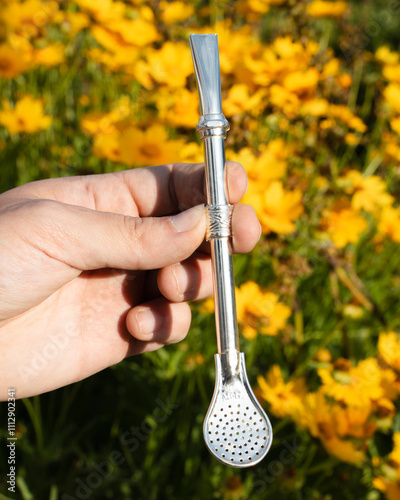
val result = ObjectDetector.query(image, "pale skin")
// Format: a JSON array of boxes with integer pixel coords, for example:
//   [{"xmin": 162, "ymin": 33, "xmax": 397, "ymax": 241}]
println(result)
[{"xmin": 0, "ymin": 161, "xmax": 260, "ymax": 400}]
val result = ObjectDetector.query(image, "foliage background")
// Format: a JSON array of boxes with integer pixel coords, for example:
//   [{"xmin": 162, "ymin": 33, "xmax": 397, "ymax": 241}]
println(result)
[{"xmin": 1, "ymin": 0, "xmax": 400, "ymax": 499}]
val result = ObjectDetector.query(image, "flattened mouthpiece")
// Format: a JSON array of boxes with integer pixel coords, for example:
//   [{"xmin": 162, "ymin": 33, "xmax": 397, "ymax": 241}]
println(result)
[{"xmin": 189, "ymin": 34, "xmax": 223, "ymax": 116}]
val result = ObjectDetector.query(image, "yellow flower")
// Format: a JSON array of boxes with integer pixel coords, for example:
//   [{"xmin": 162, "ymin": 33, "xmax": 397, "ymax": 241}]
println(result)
[
  {"xmin": 0, "ymin": 96, "xmax": 52, "ymax": 134},
  {"xmin": 81, "ymin": 96, "xmax": 132, "ymax": 136},
  {"xmin": 301, "ymin": 98, "xmax": 330, "ymax": 117},
  {"xmin": 376, "ymin": 46, "xmax": 399, "ymax": 66},
  {"xmin": 384, "ymin": 83, "xmax": 400, "ymax": 114},
  {"xmin": 76, "ymin": 0, "xmax": 126, "ymax": 23},
  {"xmin": 320, "ymin": 204, "xmax": 368, "ymax": 248},
  {"xmin": 235, "ymin": 281, "xmax": 291, "ymax": 338},
  {"xmin": 378, "ymin": 206, "xmax": 400, "ymax": 243},
  {"xmin": 302, "ymin": 392, "xmax": 366, "ymax": 464},
  {"xmin": 329, "ymin": 104, "xmax": 367, "ymax": 133},
  {"xmin": 119, "ymin": 124, "xmax": 186, "ymax": 166},
  {"xmin": 340, "ymin": 170, "xmax": 393, "ymax": 213},
  {"xmin": 383, "ymin": 65, "xmax": 400, "ymax": 83},
  {"xmin": 335, "ymin": 73, "xmax": 352, "ymax": 88},
  {"xmin": 222, "ymin": 84, "xmax": 266, "ymax": 116},
  {"xmin": 229, "ymin": 139, "xmax": 290, "ymax": 186},
  {"xmin": 63, "ymin": 11, "xmax": 90, "ymax": 35},
  {"xmin": 154, "ymin": 88, "xmax": 199, "ymax": 128},
  {"xmin": 178, "ymin": 142, "xmax": 204, "ymax": 163},
  {"xmin": 1, "ymin": 0, "xmax": 60, "ymax": 38},
  {"xmin": 322, "ymin": 435, "xmax": 366, "ymax": 464},
  {"xmin": 34, "ymin": 44, "xmax": 65, "ymax": 67},
  {"xmin": 314, "ymin": 348, "xmax": 332, "ymax": 362},
  {"xmin": 104, "ymin": 18, "xmax": 159, "ymax": 47},
  {"xmin": 93, "ymin": 132, "xmax": 122, "ymax": 163},
  {"xmin": 282, "ymin": 67, "xmax": 320, "ymax": 96},
  {"xmin": 257, "ymin": 365, "xmax": 307, "ymax": 419},
  {"xmin": 0, "ymin": 43, "xmax": 32, "ymax": 78},
  {"xmin": 159, "ymin": 1, "xmax": 194, "ymax": 24},
  {"xmin": 391, "ymin": 117, "xmax": 400, "ymax": 136},
  {"xmin": 318, "ymin": 358, "xmax": 391, "ymax": 409},
  {"xmin": 306, "ymin": 1, "xmax": 348, "ymax": 18},
  {"xmin": 344, "ymin": 132, "xmax": 360, "ymax": 146},
  {"xmin": 269, "ymin": 84, "xmax": 300, "ymax": 117},
  {"xmin": 379, "ymin": 332, "xmax": 400, "ymax": 371},
  {"xmin": 322, "ymin": 58, "xmax": 340, "ymax": 78},
  {"xmin": 245, "ymin": 180, "xmax": 303, "ymax": 234},
  {"xmin": 146, "ymin": 42, "xmax": 193, "ymax": 88}
]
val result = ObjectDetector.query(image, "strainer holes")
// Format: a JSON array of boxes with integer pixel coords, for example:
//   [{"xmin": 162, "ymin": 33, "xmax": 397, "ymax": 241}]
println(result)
[
  {"xmin": 249, "ymin": 416, "xmax": 252, "ymax": 420},
  {"xmin": 239, "ymin": 452, "xmax": 242, "ymax": 456},
  {"xmin": 246, "ymin": 406, "xmax": 249, "ymax": 410},
  {"xmin": 245, "ymin": 450, "xmax": 249, "ymax": 454},
  {"xmin": 256, "ymin": 452, "xmax": 259, "ymax": 456},
  {"xmin": 263, "ymin": 436, "xmax": 267, "ymax": 440},
  {"xmin": 216, "ymin": 424, "xmax": 219, "ymax": 428},
  {"xmin": 240, "ymin": 459, "xmax": 243, "ymax": 463},
  {"xmin": 263, "ymin": 427, "xmax": 266, "ymax": 431},
  {"xmin": 210, "ymin": 440, "xmax": 213, "ymax": 443},
  {"xmin": 222, "ymin": 454, "xmax": 225, "ymax": 458},
  {"xmin": 256, "ymin": 435, "xmax": 260, "ymax": 439},
  {"xmin": 253, "ymin": 411, "xmax": 257, "ymax": 415},
  {"xmin": 228, "ymin": 405, "xmax": 231, "ymax": 408},
  {"xmin": 237, "ymin": 404, "xmax": 240, "ymax": 407},
  {"xmin": 231, "ymin": 458, "xmax": 234, "ymax": 462},
  {"xmin": 217, "ymin": 438, "xmax": 220, "ymax": 441}
]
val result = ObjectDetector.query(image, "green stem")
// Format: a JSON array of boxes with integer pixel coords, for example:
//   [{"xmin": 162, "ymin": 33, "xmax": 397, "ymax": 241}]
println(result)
[{"xmin": 22, "ymin": 397, "xmax": 44, "ymax": 451}]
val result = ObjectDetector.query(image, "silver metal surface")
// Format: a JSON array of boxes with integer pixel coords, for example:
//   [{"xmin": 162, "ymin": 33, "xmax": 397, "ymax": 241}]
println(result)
[{"xmin": 189, "ymin": 33, "xmax": 273, "ymax": 467}]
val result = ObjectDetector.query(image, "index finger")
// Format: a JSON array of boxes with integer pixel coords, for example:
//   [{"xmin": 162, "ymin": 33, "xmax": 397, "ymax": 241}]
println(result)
[{"xmin": 1, "ymin": 161, "xmax": 248, "ymax": 218}]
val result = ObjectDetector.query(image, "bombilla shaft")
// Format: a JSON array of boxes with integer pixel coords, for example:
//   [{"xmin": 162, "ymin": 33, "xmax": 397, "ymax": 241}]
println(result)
[{"xmin": 190, "ymin": 34, "xmax": 240, "ymax": 376}]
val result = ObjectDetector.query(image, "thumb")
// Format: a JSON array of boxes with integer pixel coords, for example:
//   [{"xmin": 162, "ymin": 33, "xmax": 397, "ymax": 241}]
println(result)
[{"xmin": 29, "ymin": 200, "xmax": 207, "ymax": 271}]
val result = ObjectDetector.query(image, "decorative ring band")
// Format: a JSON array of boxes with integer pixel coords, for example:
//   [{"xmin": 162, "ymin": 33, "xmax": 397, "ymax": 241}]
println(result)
[{"xmin": 205, "ymin": 204, "xmax": 233, "ymax": 241}]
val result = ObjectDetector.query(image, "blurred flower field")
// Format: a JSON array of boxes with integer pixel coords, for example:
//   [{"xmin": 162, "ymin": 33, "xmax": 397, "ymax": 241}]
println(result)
[{"xmin": 1, "ymin": 0, "xmax": 400, "ymax": 499}]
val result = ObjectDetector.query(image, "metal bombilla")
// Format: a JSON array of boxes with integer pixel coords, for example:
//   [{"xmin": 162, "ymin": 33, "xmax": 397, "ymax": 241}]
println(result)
[{"xmin": 189, "ymin": 34, "xmax": 273, "ymax": 467}]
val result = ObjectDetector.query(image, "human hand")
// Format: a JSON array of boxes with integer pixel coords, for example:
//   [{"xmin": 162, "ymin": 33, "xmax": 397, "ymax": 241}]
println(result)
[{"xmin": 0, "ymin": 162, "xmax": 260, "ymax": 399}]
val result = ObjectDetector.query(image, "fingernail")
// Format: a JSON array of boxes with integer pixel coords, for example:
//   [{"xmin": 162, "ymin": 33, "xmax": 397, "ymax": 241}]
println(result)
[
  {"xmin": 172, "ymin": 263, "xmax": 187, "ymax": 300},
  {"xmin": 170, "ymin": 204, "xmax": 205, "ymax": 232},
  {"xmin": 136, "ymin": 308, "xmax": 156, "ymax": 336}
]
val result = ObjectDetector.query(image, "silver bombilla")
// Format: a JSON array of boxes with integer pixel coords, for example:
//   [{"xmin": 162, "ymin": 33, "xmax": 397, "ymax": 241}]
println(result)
[{"xmin": 189, "ymin": 34, "xmax": 273, "ymax": 467}]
